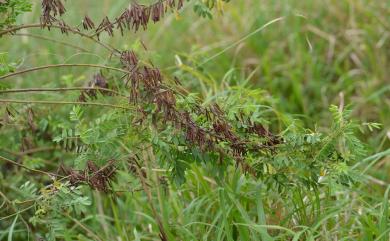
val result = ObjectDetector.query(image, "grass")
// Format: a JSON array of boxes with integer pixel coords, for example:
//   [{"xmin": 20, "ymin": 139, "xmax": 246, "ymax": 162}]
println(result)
[{"xmin": 0, "ymin": 0, "xmax": 390, "ymax": 240}]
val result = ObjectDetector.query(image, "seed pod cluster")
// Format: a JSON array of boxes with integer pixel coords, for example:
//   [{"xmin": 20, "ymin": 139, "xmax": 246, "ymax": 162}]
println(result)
[
  {"xmin": 41, "ymin": 0, "xmax": 66, "ymax": 27},
  {"xmin": 38, "ymin": 0, "xmax": 277, "ymax": 178},
  {"xmin": 61, "ymin": 160, "xmax": 116, "ymax": 192},
  {"xmin": 120, "ymin": 50, "xmax": 280, "ymax": 175},
  {"xmin": 40, "ymin": 0, "xmax": 185, "ymax": 36},
  {"xmin": 79, "ymin": 73, "xmax": 110, "ymax": 102}
]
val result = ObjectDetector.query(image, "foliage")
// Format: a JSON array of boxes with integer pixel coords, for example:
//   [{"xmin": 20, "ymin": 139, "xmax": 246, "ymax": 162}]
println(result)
[
  {"xmin": 0, "ymin": 0, "xmax": 31, "ymax": 28},
  {"xmin": 0, "ymin": 52, "xmax": 19, "ymax": 76},
  {"xmin": 0, "ymin": 0, "xmax": 389, "ymax": 240}
]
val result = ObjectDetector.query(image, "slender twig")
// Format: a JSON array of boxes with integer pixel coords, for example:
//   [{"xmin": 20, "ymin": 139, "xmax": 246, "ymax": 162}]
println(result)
[
  {"xmin": 12, "ymin": 33, "xmax": 91, "ymax": 52},
  {"xmin": 0, "ymin": 148, "xmax": 19, "ymax": 156},
  {"xmin": 0, "ymin": 155, "xmax": 62, "ymax": 177},
  {"xmin": 0, "ymin": 64, "xmax": 130, "ymax": 80},
  {"xmin": 20, "ymin": 147, "xmax": 58, "ymax": 156},
  {"xmin": 0, "ymin": 147, "xmax": 58, "ymax": 159},
  {"xmin": 0, "ymin": 191, "xmax": 33, "ymax": 236},
  {"xmin": 0, "ymin": 23, "xmax": 118, "ymax": 54},
  {"xmin": 131, "ymin": 154, "xmax": 169, "ymax": 241},
  {"xmin": 0, "ymin": 99, "xmax": 133, "ymax": 110},
  {"xmin": 62, "ymin": 212, "xmax": 104, "ymax": 241},
  {"xmin": 200, "ymin": 17, "xmax": 285, "ymax": 66},
  {"xmin": 0, "ymin": 23, "xmax": 41, "ymax": 35},
  {"xmin": 89, "ymin": 0, "xmax": 178, "ymax": 38},
  {"xmin": 0, "ymin": 87, "xmax": 126, "ymax": 98},
  {"xmin": 0, "ymin": 65, "xmax": 181, "ymax": 98},
  {"xmin": 0, "ymin": 203, "xmax": 35, "ymax": 222}
]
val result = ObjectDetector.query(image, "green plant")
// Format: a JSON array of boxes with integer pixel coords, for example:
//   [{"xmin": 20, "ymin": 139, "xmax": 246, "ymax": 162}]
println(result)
[
  {"xmin": 0, "ymin": 0, "xmax": 31, "ymax": 28},
  {"xmin": 0, "ymin": 0, "xmax": 389, "ymax": 240}
]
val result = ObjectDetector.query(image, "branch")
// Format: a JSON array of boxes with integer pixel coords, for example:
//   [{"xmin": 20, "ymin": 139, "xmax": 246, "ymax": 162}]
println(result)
[
  {"xmin": 0, "ymin": 87, "xmax": 126, "ymax": 98},
  {"xmin": 0, "ymin": 23, "xmax": 118, "ymax": 54},
  {"xmin": 0, "ymin": 155, "xmax": 62, "ymax": 177},
  {"xmin": 0, "ymin": 64, "xmax": 130, "ymax": 80},
  {"xmin": 12, "ymin": 33, "xmax": 91, "ymax": 52},
  {"xmin": 0, "ymin": 99, "xmax": 133, "ymax": 110}
]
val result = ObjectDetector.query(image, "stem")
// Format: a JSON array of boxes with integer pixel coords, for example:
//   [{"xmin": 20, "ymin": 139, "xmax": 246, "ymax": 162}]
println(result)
[
  {"xmin": 0, "ymin": 147, "xmax": 58, "ymax": 159},
  {"xmin": 0, "ymin": 64, "xmax": 130, "ymax": 80},
  {"xmin": 0, "ymin": 99, "xmax": 133, "ymax": 110},
  {"xmin": 0, "ymin": 191, "xmax": 33, "ymax": 236},
  {"xmin": 0, "ymin": 155, "xmax": 62, "ymax": 177},
  {"xmin": 0, "ymin": 23, "xmax": 118, "ymax": 54},
  {"xmin": 0, "ymin": 87, "xmax": 126, "ymax": 97},
  {"xmin": 12, "ymin": 33, "xmax": 91, "ymax": 52},
  {"xmin": 89, "ymin": 0, "xmax": 177, "ymax": 38},
  {"xmin": 132, "ymin": 156, "xmax": 169, "ymax": 241},
  {"xmin": 20, "ymin": 147, "xmax": 58, "ymax": 156},
  {"xmin": 63, "ymin": 212, "xmax": 104, "ymax": 241}
]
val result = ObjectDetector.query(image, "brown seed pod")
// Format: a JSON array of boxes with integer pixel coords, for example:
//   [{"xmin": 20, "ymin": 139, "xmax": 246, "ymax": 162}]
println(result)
[{"xmin": 82, "ymin": 15, "xmax": 95, "ymax": 30}]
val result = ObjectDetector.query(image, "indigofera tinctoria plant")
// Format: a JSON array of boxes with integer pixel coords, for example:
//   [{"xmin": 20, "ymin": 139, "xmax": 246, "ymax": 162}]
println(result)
[
  {"xmin": 0, "ymin": 0, "xmax": 365, "ymax": 194},
  {"xmin": 0, "ymin": 0, "xmax": 367, "ymax": 240}
]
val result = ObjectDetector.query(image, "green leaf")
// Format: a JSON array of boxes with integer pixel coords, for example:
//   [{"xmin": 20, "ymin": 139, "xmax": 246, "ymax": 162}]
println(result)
[{"xmin": 7, "ymin": 214, "xmax": 18, "ymax": 241}]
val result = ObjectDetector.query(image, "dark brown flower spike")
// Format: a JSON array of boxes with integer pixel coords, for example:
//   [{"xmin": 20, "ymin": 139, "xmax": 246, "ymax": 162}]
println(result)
[
  {"xmin": 82, "ymin": 15, "xmax": 95, "ymax": 30},
  {"xmin": 152, "ymin": 1, "xmax": 165, "ymax": 23},
  {"xmin": 96, "ymin": 17, "xmax": 114, "ymax": 38},
  {"xmin": 58, "ymin": 20, "xmax": 68, "ymax": 34},
  {"xmin": 78, "ymin": 73, "xmax": 110, "ymax": 102},
  {"xmin": 117, "ymin": 49, "xmax": 282, "ymax": 175},
  {"xmin": 41, "ymin": 0, "xmax": 66, "ymax": 27},
  {"xmin": 99, "ymin": 0, "xmax": 187, "ymax": 36},
  {"xmin": 177, "ymin": 0, "xmax": 184, "ymax": 10},
  {"xmin": 61, "ymin": 160, "xmax": 116, "ymax": 192}
]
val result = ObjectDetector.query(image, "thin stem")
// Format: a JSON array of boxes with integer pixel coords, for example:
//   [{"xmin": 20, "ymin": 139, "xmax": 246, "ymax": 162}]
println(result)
[
  {"xmin": 0, "ymin": 64, "xmax": 130, "ymax": 80},
  {"xmin": 0, "ymin": 155, "xmax": 62, "ymax": 177},
  {"xmin": 0, "ymin": 23, "xmax": 40, "ymax": 35},
  {"xmin": 62, "ymin": 212, "xmax": 104, "ymax": 241},
  {"xmin": 0, "ymin": 64, "xmax": 182, "ymax": 98},
  {"xmin": 89, "ymin": 0, "xmax": 177, "ymax": 38},
  {"xmin": 0, "ymin": 99, "xmax": 133, "ymax": 110},
  {"xmin": 0, "ymin": 203, "xmax": 35, "ymax": 222},
  {"xmin": 133, "ymin": 157, "xmax": 169, "ymax": 241},
  {"xmin": 200, "ymin": 17, "xmax": 285, "ymax": 66},
  {"xmin": 0, "ymin": 23, "xmax": 118, "ymax": 54},
  {"xmin": 0, "ymin": 147, "xmax": 58, "ymax": 161},
  {"xmin": 0, "ymin": 191, "xmax": 33, "ymax": 235},
  {"xmin": 0, "ymin": 87, "xmax": 126, "ymax": 98},
  {"xmin": 12, "ymin": 33, "xmax": 91, "ymax": 52},
  {"xmin": 20, "ymin": 147, "xmax": 58, "ymax": 156}
]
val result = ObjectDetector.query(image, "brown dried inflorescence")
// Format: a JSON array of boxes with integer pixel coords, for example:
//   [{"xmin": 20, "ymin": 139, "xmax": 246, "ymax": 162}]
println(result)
[
  {"xmin": 120, "ymin": 50, "xmax": 280, "ymax": 175},
  {"xmin": 236, "ymin": 114, "xmax": 281, "ymax": 146},
  {"xmin": 79, "ymin": 73, "xmax": 110, "ymax": 102},
  {"xmin": 61, "ymin": 160, "xmax": 116, "ymax": 192},
  {"xmin": 41, "ymin": 0, "xmax": 66, "ymax": 27},
  {"xmin": 36, "ymin": 0, "xmax": 277, "ymax": 176},
  {"xmin": 40, "ymin": 0, "xmax": 185, "ymax": 36},
  {"xmin": 98, "ymin": 0, "xmax": 185, "ymax": 37},
  {"xmin": 82, "ymin": 15, "xmax": 95, "ymax": 30},
  {"xmin": 96, "ymin": 17, "xmax": 114, "ymax": 38}
]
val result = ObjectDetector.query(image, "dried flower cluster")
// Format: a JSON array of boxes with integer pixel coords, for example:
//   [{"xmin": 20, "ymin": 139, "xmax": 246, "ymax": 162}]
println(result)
[
  {"xmin": 79, "ymin": 73, "xmax": 110, "ymax": 102},
  {"xmin": 96, "ymin": 0, "xmax": 184, "ymax": 38},
  {"xmin": 38, "ymin": 0, "xmax": 278, "ymax": 177},
  {"xmin": 82, "ymin": 15, "xmax": 95, "ymax": 30},
  {"xmin": 41, "ymin": 0, "xmax": 185, "ymax": 37},
  {"xmin": 120, "ymin": 50, "xmax": 280, "ymax": 174},
  {"xmin": 236, "ymin": 113, "xmax": 281, "ymax": 146},
  {"xmin": 61, "ymin": 160, "xmax": 116, "ymax": 192},
  {"xmin": 41, "ymin": 0, "xmax": 66, "ymax": 27}
]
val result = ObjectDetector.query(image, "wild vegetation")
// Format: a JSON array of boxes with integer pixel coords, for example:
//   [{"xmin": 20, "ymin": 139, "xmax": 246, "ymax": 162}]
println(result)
[{"xmin": 0, "ymin": 0, "xmax": 389, "ymax": 240}]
